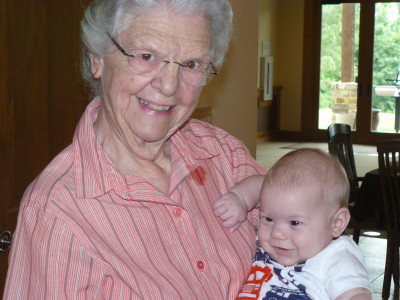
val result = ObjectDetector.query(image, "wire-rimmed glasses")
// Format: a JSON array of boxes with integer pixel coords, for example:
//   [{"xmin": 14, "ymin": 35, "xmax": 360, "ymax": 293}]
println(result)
[{"xmin": 107, "ymin": 33, "xmax": 217, "ymax": 87}]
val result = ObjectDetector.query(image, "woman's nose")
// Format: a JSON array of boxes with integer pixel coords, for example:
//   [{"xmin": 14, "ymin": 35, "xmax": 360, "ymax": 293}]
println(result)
[{"xmin": 151, "ymin": 63, "xmax": 180, "ymax": 96}]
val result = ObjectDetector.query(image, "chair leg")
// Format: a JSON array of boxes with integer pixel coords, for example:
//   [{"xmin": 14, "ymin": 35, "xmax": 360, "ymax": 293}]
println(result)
[
  {"xmin": 382, "ymin": 239, "xmax": 394, "ymax": 300},
  {"xmin": 352, "ymin": 227, "xmax": 361, "ymax": 244},
  {"xmin": 393, "ymin": 244, "xmax": 399, "ymax": 288}
]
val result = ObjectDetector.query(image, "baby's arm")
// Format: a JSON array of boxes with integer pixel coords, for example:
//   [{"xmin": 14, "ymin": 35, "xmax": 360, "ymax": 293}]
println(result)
[
  {"xmin": 214, "ymin": 175, "xmax": 264, "ymax": 231},
  {"xmin": 336, "ymin": 287, "xmax": 372, "ymax": 300}
]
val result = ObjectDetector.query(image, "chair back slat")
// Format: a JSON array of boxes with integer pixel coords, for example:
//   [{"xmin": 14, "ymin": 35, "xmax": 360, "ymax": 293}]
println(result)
[
  {"xmin": 377, "ymin": 140, "xmax": 400, "ymax": 232},
  {"xmin": 327, "ymin": 124, "xmax": 359, "ymax": 197},
  {"xmin": 376, "ymin": 140, "xmax": 400, "ymax": 300}
]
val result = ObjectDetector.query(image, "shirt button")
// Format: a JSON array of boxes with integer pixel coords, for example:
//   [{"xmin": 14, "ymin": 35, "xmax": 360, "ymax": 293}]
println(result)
[
  {"xmin": 197, "ymin": 261, "xmax": 205, "ymax": 270},
  {"xmin": 173, "ymin": 207, "xmax": 182, "ymax": 217}
]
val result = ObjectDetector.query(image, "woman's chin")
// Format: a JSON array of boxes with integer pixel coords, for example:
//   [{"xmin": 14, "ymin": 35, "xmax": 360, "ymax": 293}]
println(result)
[{"xmin": 135, "ymin": 132, "xmax": 169, "ymax": 144}]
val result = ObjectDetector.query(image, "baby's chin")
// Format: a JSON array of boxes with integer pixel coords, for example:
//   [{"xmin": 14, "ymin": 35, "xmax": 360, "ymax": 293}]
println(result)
[
  {"xmin": 268, "ymin": 248, "xmax": 303, "ymax": 267},
  {"xmin": 273, "ymin": 256, "xmax": 299, "ymax": 267}
]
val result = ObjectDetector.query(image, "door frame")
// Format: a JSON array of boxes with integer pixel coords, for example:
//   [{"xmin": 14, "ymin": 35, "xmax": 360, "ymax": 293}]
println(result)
[{"xmin": 303, "ymin": 0, "xmax": 400, "ymax": 144}]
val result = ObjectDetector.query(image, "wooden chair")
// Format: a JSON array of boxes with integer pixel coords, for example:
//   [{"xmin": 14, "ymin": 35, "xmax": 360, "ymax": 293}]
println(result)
[
  {"xmin": 377, "ymin": 139, "xmax": 400, "ymax": 299},
  {"xmin": 327, "ymin": 123, "xmax": 380, "ymax": 243}
]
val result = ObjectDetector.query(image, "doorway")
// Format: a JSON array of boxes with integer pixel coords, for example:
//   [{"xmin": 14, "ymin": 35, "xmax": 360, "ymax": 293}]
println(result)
[{"xmin": 304, "ymin": 0, "xmax": 400, "ymax": 144}]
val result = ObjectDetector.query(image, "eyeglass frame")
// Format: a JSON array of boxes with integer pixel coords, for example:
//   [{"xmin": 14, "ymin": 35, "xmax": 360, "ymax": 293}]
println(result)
[{"xmin": 106, "ymin": 33, "xmax": 218, "ymax": 86}]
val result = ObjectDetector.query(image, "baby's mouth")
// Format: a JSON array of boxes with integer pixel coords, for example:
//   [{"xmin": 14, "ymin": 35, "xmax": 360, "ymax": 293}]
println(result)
[
  {"xmin": 139, "ymin": 98, "xmax": 172, "ymax": 112},
  {"xmin": 272, "ymin": 246, "xmax": 293, "ymax": 256}
]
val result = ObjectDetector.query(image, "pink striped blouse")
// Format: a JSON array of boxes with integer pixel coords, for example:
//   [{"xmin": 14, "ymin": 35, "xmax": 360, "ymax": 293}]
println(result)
[{"xmin": 4, "ymin": 98, "xmax": 266, "ymax": 299}]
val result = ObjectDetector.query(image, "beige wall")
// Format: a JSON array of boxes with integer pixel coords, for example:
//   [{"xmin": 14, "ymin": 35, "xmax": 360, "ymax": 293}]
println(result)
[
  {"xmin": 275, "ymin": 0, "xmax": 304, "ymax": 131},
  {"xmin": 259, "ymin": 0, "xmax": 304, "ymax": 132},
  {"xmin": 199, "ymin": 0, "xmax": 305, "ymax": 156},
  {"xmin": 258, "ymin": 0, "xmax": 279, "ymax": 87},
  {"xmin": 199, "ymin": 0, "xmax": 259, "ymax": 157}
]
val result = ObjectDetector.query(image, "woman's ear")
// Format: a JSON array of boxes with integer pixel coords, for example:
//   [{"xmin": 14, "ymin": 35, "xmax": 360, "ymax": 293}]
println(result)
[
  {"xmin": 331, "ymin": 207, "xmax": 351, "ymax": 238},
  {"xmin": 89, "ymin": 53, "xmax": 104, "ymax": 79}
]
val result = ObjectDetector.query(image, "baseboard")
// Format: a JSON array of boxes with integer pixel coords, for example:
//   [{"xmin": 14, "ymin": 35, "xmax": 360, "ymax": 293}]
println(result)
[
  {"xmin": 257, "ymin": 130, "xmax": 279, "ymax": 142},
  {"xmin": 257, "ymin": 130, "xmax": 309, "ymax": 142},
  {"xmin": 274, "ymin": 130, "xmax": 309, "ymax": 141}
]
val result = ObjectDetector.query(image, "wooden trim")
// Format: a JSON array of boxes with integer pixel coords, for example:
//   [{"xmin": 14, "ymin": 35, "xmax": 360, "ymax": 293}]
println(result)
[
  {"xmin": 257, "ymin": 130, "xmax": 279, "ymax": 143},
  {"xmin": 257, "ymin": 86, "xmax": 283, "ymax": 141},
  {"xmin": 302, "ymin": 0, "xmax": 322, "ymax": 140},
  {"xmin": 258, "ymin": 88, "xmax": 272, "ymax": 107},
  {"xmin": 275, "ymin": 130, "xmax": 309, "ymax": 142}
]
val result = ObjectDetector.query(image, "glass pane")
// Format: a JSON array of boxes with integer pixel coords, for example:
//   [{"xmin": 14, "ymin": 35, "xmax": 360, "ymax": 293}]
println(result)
[
  {"xmin": 318, "ymin": 3, "xmax": 360, "ymax": 131},
  {"xmin": 372, "ymin": 2, "xmax": 400, "ymax": 133}
]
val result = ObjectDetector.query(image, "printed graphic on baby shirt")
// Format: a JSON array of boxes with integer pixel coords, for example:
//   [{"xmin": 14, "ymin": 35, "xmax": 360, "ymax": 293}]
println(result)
[
  {"xmin": 238, "ymin": 245, "xmax": 313, "ymax": 300},
  {"xmin": 237, "ymin": 265, "xmax": 273, "ymax": 299}
]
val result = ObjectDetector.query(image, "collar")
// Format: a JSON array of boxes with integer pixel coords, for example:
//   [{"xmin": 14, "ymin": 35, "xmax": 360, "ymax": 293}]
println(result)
[{"xmin": 73, "ymin": 98, "xmax": 220, "ymax": 200}]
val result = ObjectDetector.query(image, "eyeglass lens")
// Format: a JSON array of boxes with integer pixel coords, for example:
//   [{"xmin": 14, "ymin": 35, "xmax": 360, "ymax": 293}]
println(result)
[{"xmin": 126, "ymin": 53, "xmax": 213, "ymax": 86}]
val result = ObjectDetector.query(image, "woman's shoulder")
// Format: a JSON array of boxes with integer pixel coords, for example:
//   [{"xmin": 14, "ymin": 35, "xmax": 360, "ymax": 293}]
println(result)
[
  {"xmin": 22, "ymin": 144, "xmax": 75, "ymax": 209},
  {"xmin": 181, "ymin": 119, "xmax": 245, "ymax": 147}
]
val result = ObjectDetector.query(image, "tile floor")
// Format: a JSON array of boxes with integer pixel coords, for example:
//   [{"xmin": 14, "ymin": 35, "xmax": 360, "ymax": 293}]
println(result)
[{"xmin": 255, "ymin": 141, "xmax": 398, "ymax": 299}]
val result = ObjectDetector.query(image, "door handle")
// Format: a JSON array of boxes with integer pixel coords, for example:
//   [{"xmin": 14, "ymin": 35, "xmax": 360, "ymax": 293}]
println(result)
[{"xmin": 0, "ymin": 231, "xmax": 13, "ymax": 253}]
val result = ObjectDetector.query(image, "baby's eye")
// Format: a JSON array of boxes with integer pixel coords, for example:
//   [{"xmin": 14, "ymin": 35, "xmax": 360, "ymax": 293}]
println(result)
[
  {"xmin": 262, "ymin": 216, "xmax": 273, "ymax": 223},
  {"xmin": 290, "ymin": 220, "xmax": 300, "ymax": 226}
]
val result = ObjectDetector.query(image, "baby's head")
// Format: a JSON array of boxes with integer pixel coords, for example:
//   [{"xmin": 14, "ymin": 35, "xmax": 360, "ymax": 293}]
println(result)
[{"xmin": 258, "ymin": 148, "xmax": 350, "ymax": 266}]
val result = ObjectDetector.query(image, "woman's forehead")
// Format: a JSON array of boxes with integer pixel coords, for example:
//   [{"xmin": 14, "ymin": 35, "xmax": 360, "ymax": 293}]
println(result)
[{"xmin": 120, "ymin": 10, "xmax": 211, "ymax": 55}]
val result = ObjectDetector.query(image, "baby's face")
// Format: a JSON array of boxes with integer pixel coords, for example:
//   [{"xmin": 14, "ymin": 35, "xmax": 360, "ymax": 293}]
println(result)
[{"xmin": 258, "ymin": 184, "xmax": 339, "ymax": 266}]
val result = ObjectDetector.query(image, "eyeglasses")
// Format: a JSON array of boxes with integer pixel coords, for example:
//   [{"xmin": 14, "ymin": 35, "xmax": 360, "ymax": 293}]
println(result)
[{"xmin": 107, "ymin": 33, "xmax": 217, "ymax": 87}]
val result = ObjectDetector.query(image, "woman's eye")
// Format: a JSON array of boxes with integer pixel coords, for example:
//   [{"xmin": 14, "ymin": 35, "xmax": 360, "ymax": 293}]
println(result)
[
  {"xmin": 139, "ymin": 53, "xmax": 156, "ymax": 62},
  {"xmin": 290, "ymin": 221, "xmax": 300, "ymax": 226},
  {"xmin": 184, "ymin": 61, "xmax": 202, "ymax": 70}
]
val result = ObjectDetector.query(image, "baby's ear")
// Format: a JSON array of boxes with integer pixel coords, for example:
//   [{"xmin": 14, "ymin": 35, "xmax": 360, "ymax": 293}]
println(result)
[{"xmin": 331, "ymin": 207, "xmax": 350, "ymax": 238}]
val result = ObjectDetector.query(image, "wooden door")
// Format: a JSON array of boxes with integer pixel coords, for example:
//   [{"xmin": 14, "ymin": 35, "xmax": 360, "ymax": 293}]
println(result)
[{"xmin": 0, "ymin": 0, "xmax": 89, "ymax": 294}]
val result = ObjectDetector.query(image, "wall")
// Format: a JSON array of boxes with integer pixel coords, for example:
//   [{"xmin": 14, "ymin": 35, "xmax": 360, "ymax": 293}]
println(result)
[
  {"xmin": 199, "ymin": 0, "xmax": 305, "ymax": 154},
  {"xmin": 257, "ymin": 0, "xmax": 279, "ymax": 136},
  {"xmin": 199, "ymin": 0, "xmax": 259, "ymax": 157},
  {"xmin": 275, "ymin": 0, "xmax": 304, "ymax": 131},
  {"xmin": 258, "ymin": 0, "xmax": 279, "ymax": 85},
  {"xmin": 259, "ymin": 0, "xmax": 305, "ymax": 133}
]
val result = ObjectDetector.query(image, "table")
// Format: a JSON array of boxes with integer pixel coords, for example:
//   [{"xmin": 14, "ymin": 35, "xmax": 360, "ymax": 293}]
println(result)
[{"xmin": 352, "ymin": 168, "xmax": 385, "ymax": 228}]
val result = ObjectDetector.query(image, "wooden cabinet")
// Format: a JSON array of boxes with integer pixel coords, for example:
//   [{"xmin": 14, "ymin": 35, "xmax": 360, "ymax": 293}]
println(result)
[{"xmin": 257, "ymin": 86, "xmax": 283, "ymax": 142}]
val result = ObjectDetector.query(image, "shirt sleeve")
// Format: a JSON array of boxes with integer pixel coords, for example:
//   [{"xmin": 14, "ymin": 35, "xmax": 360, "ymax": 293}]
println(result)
[
  {"xmin": 309, "ymin": 237, "xmax": 372, "ymax": 299},
  {"xmin": 4, "ymin": 205, "xmax": 110, "ymax": 300},
  {"xmin": 325, "ymin": 247, "xmax": 371, "ymax": 298}
]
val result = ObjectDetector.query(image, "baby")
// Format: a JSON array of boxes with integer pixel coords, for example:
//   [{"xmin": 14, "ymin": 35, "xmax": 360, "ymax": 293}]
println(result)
[{"xmin": 214, "ymin": 148, "xmax": 372, "ymax": 299}]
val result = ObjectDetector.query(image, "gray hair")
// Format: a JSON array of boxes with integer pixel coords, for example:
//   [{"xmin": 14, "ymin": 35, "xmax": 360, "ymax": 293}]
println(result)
[{"xmin": 80, "ymin": 0, "xmax": 233, "ymax": 96}]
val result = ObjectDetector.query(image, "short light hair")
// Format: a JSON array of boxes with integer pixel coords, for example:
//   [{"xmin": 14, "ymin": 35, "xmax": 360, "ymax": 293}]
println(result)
[
  {"xmin": 263, "ymin": 148, "xmax": 350, "ymax": 208},
  {"xmin": 80, "ymin": 0, "xmax": 233, "ymax": 96}
]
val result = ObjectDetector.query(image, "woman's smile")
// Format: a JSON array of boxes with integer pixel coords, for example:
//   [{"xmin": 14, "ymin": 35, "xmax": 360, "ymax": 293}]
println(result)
[{"xmin": 138, "ymin": 98, "xmax": 173, "ymax": 112}]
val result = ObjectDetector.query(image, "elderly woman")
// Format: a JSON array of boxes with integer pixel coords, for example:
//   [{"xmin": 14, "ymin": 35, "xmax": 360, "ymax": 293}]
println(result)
[{"xmin": 4, "ymin": 0, "xmax": 266, "ymax": 299}]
